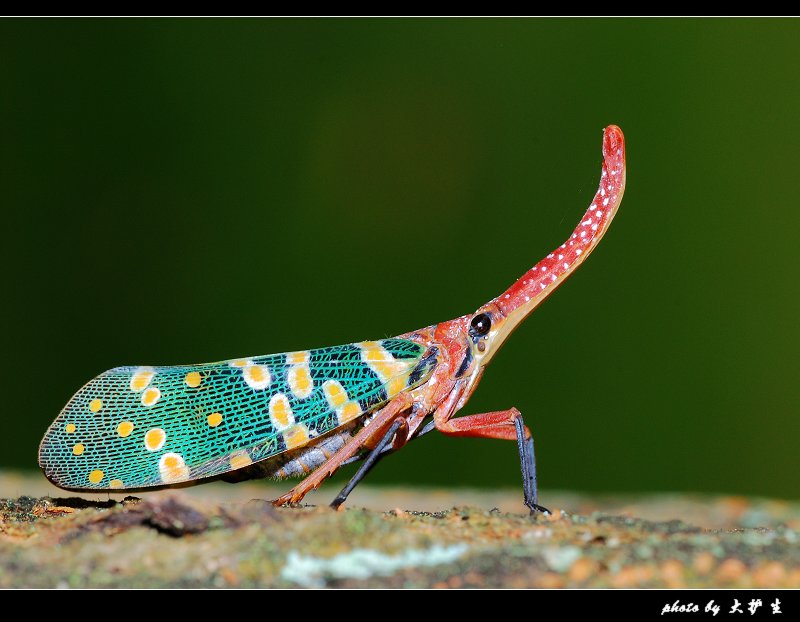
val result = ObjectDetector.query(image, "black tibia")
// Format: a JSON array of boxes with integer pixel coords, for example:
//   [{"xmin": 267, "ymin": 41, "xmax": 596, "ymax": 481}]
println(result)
[
  {"xmin": 330, "ymin": 418, "xmax": 406, "ymax": 510},
  {"xmin": 514, "ymin": 416, "xmax": 549, "ymax": 515}
]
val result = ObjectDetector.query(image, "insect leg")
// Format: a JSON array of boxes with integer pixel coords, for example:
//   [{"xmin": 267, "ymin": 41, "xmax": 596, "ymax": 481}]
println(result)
[
  {"xmin": 272, "ymin": 392, "xmax": 413, "ymax": 507},
  {"xmin": 435, "ymin": 408, "xmax": 549, "ymax": 514},
  {"xmin": 330, "ymin": 417, "xmax": 408, "ymax": 509}
]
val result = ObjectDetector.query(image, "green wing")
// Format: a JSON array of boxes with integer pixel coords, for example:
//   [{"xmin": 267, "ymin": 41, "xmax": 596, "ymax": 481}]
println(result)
[{"xmin": 39, "ymin": 338, "xmax": 433, "ymax": 491}]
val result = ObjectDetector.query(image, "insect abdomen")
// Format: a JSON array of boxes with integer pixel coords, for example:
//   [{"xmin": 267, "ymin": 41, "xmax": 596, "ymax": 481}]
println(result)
[{"xmin": 223, "ymin": 429, "xmax": 356, "ymax": 481}]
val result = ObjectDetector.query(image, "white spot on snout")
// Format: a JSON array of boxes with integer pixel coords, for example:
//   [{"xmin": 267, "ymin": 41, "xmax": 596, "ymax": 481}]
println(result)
[
  {"xmin": 576, "ymin": 249, "xmax": 583, "ymax": 255},
  {"xmin": 602, "ymin": 198, "xmax": 609, "ymax": 206}
]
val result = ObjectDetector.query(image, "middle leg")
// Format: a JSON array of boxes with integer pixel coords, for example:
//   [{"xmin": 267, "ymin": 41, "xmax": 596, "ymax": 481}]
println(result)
[
  {"xmin": 272, "ymin": 392, "xmax": 413, "ymax": 506},
  {"xmin": 330, "ymin": 417, "xmax": 409, "ymax": 509}
]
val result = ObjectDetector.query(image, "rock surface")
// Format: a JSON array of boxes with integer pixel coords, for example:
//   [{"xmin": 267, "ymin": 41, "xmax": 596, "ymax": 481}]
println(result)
[{"xmin": 1, "ymin": 473, "xmax": 798, "ymax": 588}]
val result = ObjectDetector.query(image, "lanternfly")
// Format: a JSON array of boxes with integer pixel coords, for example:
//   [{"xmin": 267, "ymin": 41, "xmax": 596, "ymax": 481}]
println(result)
[{"xmin": 39, "ymin": 126, "xmax": 627, "ymax": 513}]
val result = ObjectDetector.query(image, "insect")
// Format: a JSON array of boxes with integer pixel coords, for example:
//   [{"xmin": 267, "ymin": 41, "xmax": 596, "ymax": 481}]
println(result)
[{"xmin": 39, "ymin": 125, "xmax": 626, "ymax": 513}]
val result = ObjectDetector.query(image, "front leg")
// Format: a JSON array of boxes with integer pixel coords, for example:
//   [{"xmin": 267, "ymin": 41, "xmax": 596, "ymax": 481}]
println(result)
[{"xmin": 436, "ymin": 408, "xmax": 548, "ymax": 514}]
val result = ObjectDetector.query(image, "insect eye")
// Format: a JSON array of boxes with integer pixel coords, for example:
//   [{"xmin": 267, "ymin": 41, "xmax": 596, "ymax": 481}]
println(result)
[{"xmin": 470, "ymin": 313, "xmax": 492, "ymax": 336}]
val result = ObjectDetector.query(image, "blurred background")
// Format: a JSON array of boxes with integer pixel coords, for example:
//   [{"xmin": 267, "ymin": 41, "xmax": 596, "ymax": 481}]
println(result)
[{"xmin": 2, "ymin": 19, "xmax": 797, "ymax": 499}]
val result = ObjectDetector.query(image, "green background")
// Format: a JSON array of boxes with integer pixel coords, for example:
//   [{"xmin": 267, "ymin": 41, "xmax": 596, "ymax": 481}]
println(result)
[{"xmin": 2, "ymin": 19, "xmax": 798, "ymax": 499}]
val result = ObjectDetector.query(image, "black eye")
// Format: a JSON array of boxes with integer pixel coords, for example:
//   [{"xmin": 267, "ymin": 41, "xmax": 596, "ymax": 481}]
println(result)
[{"xmin": 470, "ymin": 313, "xmax": 492, "ymax": 336}]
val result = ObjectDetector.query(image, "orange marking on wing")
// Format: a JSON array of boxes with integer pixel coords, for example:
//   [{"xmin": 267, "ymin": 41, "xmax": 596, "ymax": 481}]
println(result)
[
  {"xmin": 130, "ymin": 367, "xmax": 155, "ymax": 392},
  {"xmin": 185, "ymin": 371, "xmax": 201, "ymax": 388},
  {"xmin": 141, "ymin": 387, "xmax": 161, "ymax": 407},
  {"xmin": 269, "ymin": 394, "xmax": 294, "ymax": 430},
  {"xmin": 144, "ymin": 428, "xmax": 166, "ymax": 451},
  {"xmin": 230, "ymin": 452, "xmax": 253, "ymax": 469},
  {"xmin": 338, "ymin": 401, "xmax": 362, "ymax": 424},
  {"xmin": 159, "ymin": 452, "xmax": 189, "ymax": 483},
  {"xmin": 284, "ymin": 424, "xmax": 310, "ymax": 450},
  {"xmin": 323, "ymin": 380, "xmax": 348, "ymax": 408}
]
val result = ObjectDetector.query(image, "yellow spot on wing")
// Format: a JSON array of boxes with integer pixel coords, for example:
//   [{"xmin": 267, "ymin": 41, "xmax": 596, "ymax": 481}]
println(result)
[
  {"xmin": 207, "ymin": 412, "xmax": 223, "ymax": 427},
  {"xmin": 109, "ymin": 479, "xmax": 123, "ymax": 489},
  {"xmin": 243, "ymin": 364, "xmax": 271, "ymax": 390},
  {"xmin": 337, "ymin": 401, "xmax": 362, "ymax": 424},
  {"xmin": 158, "ymin": 452, "xmax": 189, "ymax": 483},
  {"xmin": 363, "ymin": 344, "xmax": 392, "ymax": 363},
  {"xmin": 144, "ymin": 428, "xmax": 166, "ymax": 451},
  {"xmin": 88, "ymin": 469, "xmax": 104, "ymax": 484},
  {"xmin": 284, "ymin": 424, "xmax": 310, "ymax": 450},
  {"xmin": 229, "ymin": 358, "xmax": 251, "ymax": 368},
  {"xmin": 288, "ymin": 364, "xmax": 313, "ymax": 399},
  {"xmin": 117, "ymin": 421, "xmax": 134, "ymax": 438},
  {"xmin": 89, "ymin": 399, "xmax": 103, "ymax": 413},
  {"xmin": 141, "ymin": 387, "xmax": 161, "ymax": 407},
  {"xmin": 269, "ymin": 394, "xmax": 294, "ymax": 431},
  {"xmin": 323, "ymin": 380, "xmax": 348, "ymax": 408},
  {"xmin": 360, "ymin": 342, "xmax": 414, "ymax": 395},
  {"xmin": 130, "ymin": 367, "xmax": 155, "ymax": 392},
  {"xmin": 65, "ymin": 423, "xmax": 76, "ymax": 434},
  {"xmin": 230, "ymin": 451, "xmax": 253, "ymax": 470},
  {"xmin": 73, "ymin": 444, "xmax": 85, "ymax": 456},
  {"xmin": 185, "ymin": 371, "xmax": 201, "ymax": 388},
  {"xmin": 287, "ymin": 351, "xmax": 310, "ymax": 364},
  {"xmin": 386, "ymin": 376, "xmax": 408, "ymax": 399}
]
